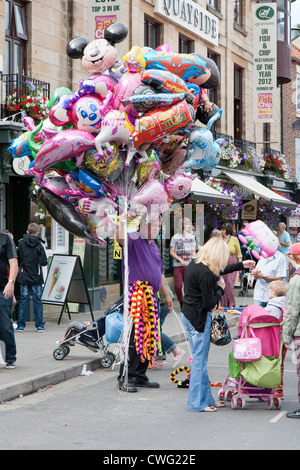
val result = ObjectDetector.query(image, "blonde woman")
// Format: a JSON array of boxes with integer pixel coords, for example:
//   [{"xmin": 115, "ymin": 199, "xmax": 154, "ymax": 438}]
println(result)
[{"xmin": 181, "ymin": 237, "xmax": 254, "ymax": 412}]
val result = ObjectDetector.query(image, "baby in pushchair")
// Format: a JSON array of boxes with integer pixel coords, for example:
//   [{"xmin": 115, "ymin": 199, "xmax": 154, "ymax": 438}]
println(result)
[
  {"xmin": 219, "ymin": 304, "xmax": 283, "ymax": 410},
  {"xmin": 53, "ymin": 296, "xmax": 124, "ymax": 368}
]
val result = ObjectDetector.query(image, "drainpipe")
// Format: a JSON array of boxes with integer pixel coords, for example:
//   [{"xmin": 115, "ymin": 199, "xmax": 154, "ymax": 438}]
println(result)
[
  {"xmin": 67, "ymin": 0, "xmax": 74, "ymax": 91},
  {"xmin": 129, "ymin": 0, "xmax": 133, "ymax": 49}
]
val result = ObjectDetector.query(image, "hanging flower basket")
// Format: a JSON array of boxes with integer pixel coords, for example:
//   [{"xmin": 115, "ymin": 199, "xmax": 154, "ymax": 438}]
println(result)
[
  {"xmin": 219, "ymin": 140, "xmax": 242, "ymax": 168},
  {"xmin": 263, "ymin": 152, "xmax": 291, "ymax": 180},
  {"xmin": 203, "ymin": 178, "xmax": 243, "ymax": 228},
  {"xmin": 6, "ymin": 80, "xmax": 49, "ymax": 125}
]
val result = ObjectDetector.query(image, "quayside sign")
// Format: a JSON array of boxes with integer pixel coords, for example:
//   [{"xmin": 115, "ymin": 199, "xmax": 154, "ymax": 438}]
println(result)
[{"xmin": 154, "ymin": 0, "xmax": 219, "ymax": 46}]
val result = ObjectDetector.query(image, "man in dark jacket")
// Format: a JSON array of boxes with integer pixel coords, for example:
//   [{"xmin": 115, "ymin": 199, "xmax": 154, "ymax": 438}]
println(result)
[{"xmin": 16, "ymin": 223, "xmax": 48, "ymax": 332}]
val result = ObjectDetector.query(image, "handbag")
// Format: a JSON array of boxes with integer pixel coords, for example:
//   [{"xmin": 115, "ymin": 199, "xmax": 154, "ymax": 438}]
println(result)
[
  {"xmin": 105, "ymin": 310, "xmax": 124, "ymax": 344},
  {"xmin": 233, "ymin": 337, "xmax": 262, "ymax": 361},
  {"xmin": 233, "ymin": 322, "xmax": 261, "ymax": 362},
  {"xmin": 210, "ymin": 313, "xmax": 232, "ymax": 346}
]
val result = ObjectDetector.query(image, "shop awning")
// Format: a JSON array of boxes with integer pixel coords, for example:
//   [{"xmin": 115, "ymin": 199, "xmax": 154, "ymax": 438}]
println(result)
[
  {"xmin": 222, "ymin": 171, "xmax": 297, "ymax": 208},
  {"xmin": 191, "ymin": 177, "xmax": 233, "ymax": 204}
]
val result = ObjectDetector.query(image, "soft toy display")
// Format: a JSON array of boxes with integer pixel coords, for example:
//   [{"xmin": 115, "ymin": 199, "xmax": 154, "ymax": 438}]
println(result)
[
  {"xmin": 9, "ymin": 22, "xmax": 224, "ymax": 245},
  {"xmin": 238, "ymin": 220, "xmax": 280, "ymax": 259}
]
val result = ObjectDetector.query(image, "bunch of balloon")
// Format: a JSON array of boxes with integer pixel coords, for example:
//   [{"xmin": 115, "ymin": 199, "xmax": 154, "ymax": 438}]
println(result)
[{"xmin": 8, "ymin": 22, "xmax": 224, "ymax": 246}]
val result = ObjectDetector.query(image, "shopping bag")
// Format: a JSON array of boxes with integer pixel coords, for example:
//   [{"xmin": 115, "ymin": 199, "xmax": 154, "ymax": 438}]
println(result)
[
  {"xmin": 241, "ymin": 355, "xmax": 281, "ymax": 389},
  {"xmin": 228, "ymin": 351, "xmax": 242, "ymax": 378},
  {"xmin": 210, "ymin": 313, "xmax": 231, "ymax": 346},
  {"xmin": 233, "ymin": 337, "xmax": 262, "ymax": 362},
  {"xmin": 105, "ymin": 310, "xmax": 124, "ymax": 344}
]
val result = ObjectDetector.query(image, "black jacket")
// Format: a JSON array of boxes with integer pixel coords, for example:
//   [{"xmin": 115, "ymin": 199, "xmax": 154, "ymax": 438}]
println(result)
[
  {"xmin": 17, "ymin": 234, "xmax": 48, "ymax": 285},
  {"xmin": 182, "ymin": 261, "xmax": 243, "ymax": 332}
]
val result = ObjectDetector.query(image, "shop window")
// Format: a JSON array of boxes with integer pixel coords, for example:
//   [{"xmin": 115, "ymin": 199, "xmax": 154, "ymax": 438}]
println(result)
[
  {"xmin": 179, "ymin": 35, "xmax": 194, "ymax": 54},
  {"xmin": 207, "ymin": 0, "xmax": 220, "ymax": 12},
  {"xmin": 144, "ymin": 16, "xmax": 162, "ymax": 49},
  {"xmin": 234, "ymin": 0, "xmax": 243, "ymax": 27},
  {"xmin": 234, "ymin": 65, "xmax": 243, "ymax": 141},
  {"xmin": 207, "ymin": 50, "xmax": 220, "ymax": 110},
  {"xmin": 5, "ymin": 0, "xmax": 28, "ymax": 75}
]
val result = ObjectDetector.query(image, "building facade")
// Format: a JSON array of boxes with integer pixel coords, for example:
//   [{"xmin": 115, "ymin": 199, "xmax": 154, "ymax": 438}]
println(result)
[{"xmin": 0, "ymin": 0, "xmax": 297, "ymax": 309}]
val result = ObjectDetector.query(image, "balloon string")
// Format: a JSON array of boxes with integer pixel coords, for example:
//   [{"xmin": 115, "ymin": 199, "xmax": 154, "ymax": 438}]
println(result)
[{"xmin": 120, "ymin": 196, "xmax": 130, "ymax": 383}]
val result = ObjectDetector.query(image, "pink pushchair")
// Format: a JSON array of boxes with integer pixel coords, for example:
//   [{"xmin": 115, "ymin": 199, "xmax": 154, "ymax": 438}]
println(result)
[{"xmin": 219, "ymin": 305, "xmax": 283, "ymax": 410}]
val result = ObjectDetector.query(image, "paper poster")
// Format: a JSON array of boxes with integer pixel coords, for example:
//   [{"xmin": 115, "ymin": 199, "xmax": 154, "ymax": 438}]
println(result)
[{"xmin": 252, "ymin": 3, "xmax": 277, "ymax": 122}]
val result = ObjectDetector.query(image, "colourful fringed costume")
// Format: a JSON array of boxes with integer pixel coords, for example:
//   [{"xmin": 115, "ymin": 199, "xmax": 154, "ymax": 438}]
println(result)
[{"xmin": 128, "ymin": 281, "xmax": 159, "ymax": 366}]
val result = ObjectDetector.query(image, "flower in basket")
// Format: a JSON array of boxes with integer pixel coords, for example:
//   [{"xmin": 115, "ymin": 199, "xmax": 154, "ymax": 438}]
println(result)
[
  {"xmin": 219, "ymin": 140, "xmax": 241, "ymax": 168},
  {"xmin": 6, "ymin": 80, "xmax": 49, "ymax": 124},
  {"xmin": 242, "ymin": 147, "xmax": 266, "ymax": 172},
  {"xmin": 263, "ymin": 152, "xmax": 291, "ymax": 180},
  {"xmin": 203, "ymin": 177, "xmax": 243, "ymax": 227}
]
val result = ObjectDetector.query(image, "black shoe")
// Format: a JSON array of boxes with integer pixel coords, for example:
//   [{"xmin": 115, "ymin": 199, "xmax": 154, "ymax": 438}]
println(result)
[
  {"xmin": 132, "ymin": 380, "xmax": 160, "ymax": 388},
  {"xmin": 118, "ymin": 382, "xmax": 137, "ymax": 393},
  {"xmin": 286, "ymin": 408, "xmax": 300, "ymax": 419}
]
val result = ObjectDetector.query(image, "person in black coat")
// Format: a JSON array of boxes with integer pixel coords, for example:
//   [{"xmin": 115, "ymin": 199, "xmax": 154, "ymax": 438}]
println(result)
[
  {"xmin": 181, "ymin": 236, "xmax": 255, "ymax": 412},
  {"xmin": 16, "ymin": 223, "xmax": 48, "ymax": 332}
]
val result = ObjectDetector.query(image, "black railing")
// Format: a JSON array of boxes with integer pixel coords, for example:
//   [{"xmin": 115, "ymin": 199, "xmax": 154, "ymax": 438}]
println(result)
[{"xmin": 1, "ymin": 73, "xmax": 50, "ymax": 120}]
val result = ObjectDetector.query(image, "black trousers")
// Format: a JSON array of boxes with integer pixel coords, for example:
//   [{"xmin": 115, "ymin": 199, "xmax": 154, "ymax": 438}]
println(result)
[{"xmin": 118, "ymin": 327, "xmax": 149, "ymax": 384}]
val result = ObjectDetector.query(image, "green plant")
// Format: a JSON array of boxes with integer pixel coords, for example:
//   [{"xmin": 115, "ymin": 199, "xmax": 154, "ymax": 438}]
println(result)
[{"xmin": 6, "ymin": 80, "xmax": 48, "ymax": 124}]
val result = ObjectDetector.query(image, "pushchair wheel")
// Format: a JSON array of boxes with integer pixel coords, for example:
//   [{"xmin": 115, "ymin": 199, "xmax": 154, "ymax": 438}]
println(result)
[
  {"xmin": 267, "ymin": 397, "xmax": 282, "ymax": 410},
  {"xmin": 231, "ymin": 396, "xmax": 246, "ymax": 409},
  {"xmin": 100, "ymin": 352, "xmax": 115, "ymax": 368},
  {"xmin": 53, "ymin": 346, "xmax": 68, "ymax": 360}
]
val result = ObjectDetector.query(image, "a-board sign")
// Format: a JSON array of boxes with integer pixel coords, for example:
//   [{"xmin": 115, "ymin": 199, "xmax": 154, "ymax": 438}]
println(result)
[{"xmin": 42, "ymin": 255, "xmax": 94, "ymax": 324}]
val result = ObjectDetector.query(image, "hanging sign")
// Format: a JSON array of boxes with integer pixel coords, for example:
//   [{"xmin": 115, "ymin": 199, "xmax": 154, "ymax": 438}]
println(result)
[
  {"xmin": 154, "ymin": 0, "xmax": 219, "ymax": 46},
  {"xmin": 253, "ymin": 3, "xmax": 277, "ymax": 122}
]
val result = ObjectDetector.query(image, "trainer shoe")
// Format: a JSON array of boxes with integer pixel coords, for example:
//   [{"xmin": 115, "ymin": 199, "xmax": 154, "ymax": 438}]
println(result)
[
  {"xmin": 16, "ymin": 326, "xmax": 24, "ymax": 332},
  {"xmin": 5, "ymin": 363, "xmax": 16, "ymax": 369}
]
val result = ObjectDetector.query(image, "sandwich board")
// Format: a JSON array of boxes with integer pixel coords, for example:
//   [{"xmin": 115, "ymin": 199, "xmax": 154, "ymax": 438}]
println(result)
[{"xmin": 42, "ymin": 254, "xmax": 94, "ymax": 324}]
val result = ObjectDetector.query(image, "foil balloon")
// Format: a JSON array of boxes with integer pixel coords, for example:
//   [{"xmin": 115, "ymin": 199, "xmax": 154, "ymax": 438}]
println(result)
[
  {"xmin": 144, "ymin": 49, "xmax": 206, "ymax": 81},
  {"xmin": 129, "ymin": 100, "xmax": 193, "ymax": 152},
  {"xmin": 201, "ymin": 138, "xmax": 225, "ymax": 171},
  {"xmin": 36, "ymin": 185, "xmax": 105, "ymax": 246},
  {"xmin": 141, "ymin": 69, "xmax": 196, "ymax": 104},
  {"xmin": 136, "ymin": 149, "xmax": 160, "ymax": 185},
  {"xmin": 84, "ymin": 145, "xmax": 124, "ymax": 182},
  {"xmin": 69, "ymin": 168, "xmax": 106, "ymax": 198},
  {"xmin": 130, "ymin": 162, "xmax": 172, "ymax": 216},
  {"xmin": 77, "ymin": 196, "xmax": 116, "ymax": 238},
  {"xmin": 95, "ymin": 197, "xmax": 118, "ymax": 239},
  {"xmin": 165, "ymin": 168, "xmax": 196, "ymax": 200},
  {"xmin": 70, "ymin": 94, "xmax": 103, "ymax": 133},
  {"xmin": 42, "ymin": 170, "xmax": 70, "ymax": 198},
  {"xmin": 94, "ymin": 110, "xmax": 148, "ymax": 167},
  {"xmin": 182, "ymin": 109, "xmax": 222, "ymax": 170},
  {"xmin": 237, "ymin": 235, "xmax": 262, "ymax": 261},
  {"xmin": 238, "ymin": 220, "xmax": 280, "ymax": 259},
  {"xmin": 31, "ymin": 129, "xmax": 95, "ymax": 178},
  {"xmin": 112, "ymin": 46, "xmax": 145, "ymax": 117},
  {"xmin": 7, "ymin": 131, "xmax": 31, "ymax": 159}
]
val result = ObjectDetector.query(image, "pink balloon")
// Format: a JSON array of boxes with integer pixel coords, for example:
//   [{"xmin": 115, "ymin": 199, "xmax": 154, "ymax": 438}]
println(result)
[
  {"xmin": 165, "ymin": 168, "xmax": 196, "ymax": 200},
  {"xmin": 241, "ymin": 220, "xmax": 280, "ymax": 258},
  {"xmin": 131, "ymin": 163, "xmax": 172, "ymax": 215},
  {"xmin": 112, "ymin": 72, "xmax": 142, "ymax": 118},
  {"xmin": 33, "ymin": 129, "xmax": 95, "ymax": 173}
]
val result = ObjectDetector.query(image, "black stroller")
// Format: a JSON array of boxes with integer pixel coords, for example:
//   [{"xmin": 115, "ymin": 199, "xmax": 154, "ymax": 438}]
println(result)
[{"xmin": 53, "ymin": 296, "xmax": 123, "ymax": 368}]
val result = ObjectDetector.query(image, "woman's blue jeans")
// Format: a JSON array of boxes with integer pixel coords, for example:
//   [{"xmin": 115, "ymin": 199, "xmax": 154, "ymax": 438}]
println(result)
[
  {"xmin": 0, "ymin": 292, "xmax": 16, "ymax": 363},
  {"xmin": 17, "ymin": 284, "xmax": 45, "ymax": 329},
  {"xmin": 181, "ymin": 312, "xmax": 215, "ymax": 411}
]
